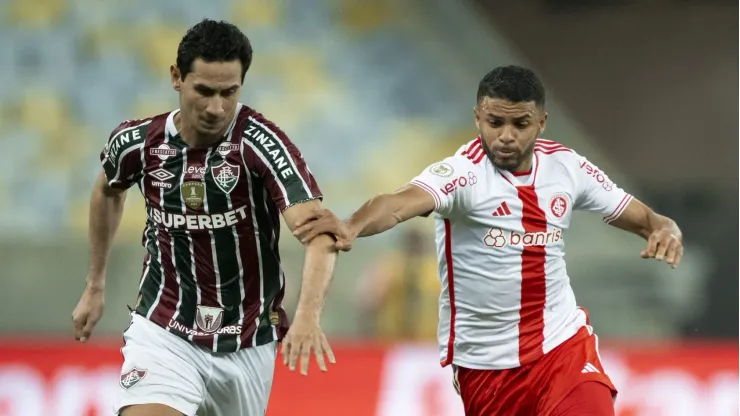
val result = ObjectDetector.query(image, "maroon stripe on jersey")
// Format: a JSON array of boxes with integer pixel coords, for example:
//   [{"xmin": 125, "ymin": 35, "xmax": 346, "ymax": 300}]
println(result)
[
  {"xmin": 516, "ymin": 186, "xmax": 548, "ymax": 365},
  {"xmin": 140, "ymin": 121, "xmax": 180, "ymax": 328},
  {"xmin": 185, "ymin": 148, "xmax": 217, "ymax": 349},
  {"xmin": 440, "ymin": 219, "xmax": 457, "ymax": 367}
]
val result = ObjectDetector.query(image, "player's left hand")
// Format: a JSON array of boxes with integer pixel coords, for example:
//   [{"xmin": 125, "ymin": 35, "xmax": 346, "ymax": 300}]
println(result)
[
  {"xmin": 281, "ymin": 314, "xmax": 335, "ymax": 376},
  {"xmin": 640, "ymin": 228, "xmax": 683, "ymax": 269}
]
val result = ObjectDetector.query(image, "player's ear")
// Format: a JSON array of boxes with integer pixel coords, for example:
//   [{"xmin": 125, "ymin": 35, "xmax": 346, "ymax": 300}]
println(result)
[
  {"xmin": 539, "ymin": 111, "xmax": 548, "ymax": 135},
  {"xmin": 473, "ymin": 105, "xmax": 481, "ymax": 132},
  {"xmin": 170, "ymin": 65, "xmax": 181, "ymax": 91}
]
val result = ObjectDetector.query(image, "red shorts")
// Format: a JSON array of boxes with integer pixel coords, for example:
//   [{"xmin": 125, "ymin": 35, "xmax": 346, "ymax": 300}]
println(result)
[{"xmin": 454, "ymin": 326, "xmax": 617, "ymax": 416}]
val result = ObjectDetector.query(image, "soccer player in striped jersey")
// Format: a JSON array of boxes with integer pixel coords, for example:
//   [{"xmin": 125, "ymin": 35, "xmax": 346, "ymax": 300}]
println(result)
[
  {"xmin": 71, "ymin": 19, "xmax": 338, "ymax": 416},
  {"xmin": 292, "ymin": 65, "xmax": 684, "ymax": 415}
]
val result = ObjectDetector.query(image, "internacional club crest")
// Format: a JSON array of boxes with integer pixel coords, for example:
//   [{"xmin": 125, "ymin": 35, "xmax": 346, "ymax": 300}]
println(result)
[{"xmin": 211, "ymin": 161, "xmax": 240, "ymax": 194}]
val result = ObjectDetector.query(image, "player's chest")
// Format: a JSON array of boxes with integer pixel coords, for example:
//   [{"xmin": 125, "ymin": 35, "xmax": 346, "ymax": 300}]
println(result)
[
  {"xmin": 468, "ymin": 174, "xmax": 577, "ymax": 231},
  {"xmin": 141, "ymin": 140, "xmax": 245, "ymax": 211}
]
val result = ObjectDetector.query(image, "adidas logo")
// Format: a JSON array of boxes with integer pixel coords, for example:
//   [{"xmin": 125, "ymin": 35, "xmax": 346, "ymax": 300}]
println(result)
[
  {"xmin": 491, "ymin": 201, "xmax": 512, "ymax": 217},
  {"xmin": 581, "ymin": 362, "xmax": 600, "ymax": 374}
]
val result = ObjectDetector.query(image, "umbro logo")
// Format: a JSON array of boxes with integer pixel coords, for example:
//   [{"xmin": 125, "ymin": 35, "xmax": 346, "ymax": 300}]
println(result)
[
  {"xmin": 491, "ymin": 201, "xmax": 511, "ymax": 217},
  {"xmin": 150, "ymin": 168, "xmax": 175, "ymax": 181}
]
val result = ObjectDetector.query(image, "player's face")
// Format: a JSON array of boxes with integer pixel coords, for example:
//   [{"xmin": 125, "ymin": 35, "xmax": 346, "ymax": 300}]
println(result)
[
  {"xmin": 172, "ymin": 58, "xmax": 242, "ymax": 138},
  {"xmin": 474, "ymin": 97, "xmax": 547, "ymax": 172}
]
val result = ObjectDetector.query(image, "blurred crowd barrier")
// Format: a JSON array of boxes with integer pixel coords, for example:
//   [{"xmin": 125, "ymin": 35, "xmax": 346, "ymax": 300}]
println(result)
[{"xmin": 0, "ymin": 339, "xmax": 737, "ymax": 415}]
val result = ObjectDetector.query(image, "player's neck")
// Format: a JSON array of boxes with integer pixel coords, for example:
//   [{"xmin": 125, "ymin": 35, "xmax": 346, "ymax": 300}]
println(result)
[
  {"xmin": 174, "ymin": 113, "xmax": 225, "ymax": 148},
  {"xmin": 508, "ymin": 157, "xmax": 533, "ymax": 174}
]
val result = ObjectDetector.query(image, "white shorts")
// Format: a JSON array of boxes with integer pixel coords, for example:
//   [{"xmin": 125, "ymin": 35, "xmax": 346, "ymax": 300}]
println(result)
[{"xmin": 116, "ymin": 313, "xmax": 276, "ymax": 416}]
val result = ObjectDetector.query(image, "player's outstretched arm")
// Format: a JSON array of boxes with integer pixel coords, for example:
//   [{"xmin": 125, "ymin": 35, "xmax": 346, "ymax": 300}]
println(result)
[
  {"xmin": 71, "ymin": 171, "xmax": 128, "ymax": 342},
  {"xmin": 280, "ymin": 199, "xmax": 338, "ymax": 376},
  {"xmin": 292, "ymin": 184, "xmax": 436, "ymax": 250},
  {"xmin": 608, "ymin": 198, "xmax": 683, "ymax": 269}
]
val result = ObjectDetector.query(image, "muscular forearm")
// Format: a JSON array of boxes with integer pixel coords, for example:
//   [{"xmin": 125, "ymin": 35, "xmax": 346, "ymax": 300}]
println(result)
[
  {"xmin": 87, "ymin": 182, "xmax": 126, "ymax": 288},
  {"xmin": 294, "ymin": 234, "xmax": 338, "ymax": 320},
  {"xmin": 346, "ymin": 194, "xmax": 408, "ymax": 238}
]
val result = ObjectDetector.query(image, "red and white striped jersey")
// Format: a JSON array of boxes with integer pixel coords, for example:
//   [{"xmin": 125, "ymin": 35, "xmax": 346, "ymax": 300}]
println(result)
[{"xmin": 410, "ymin": 137, "xmax": 633, "ymax": 370}]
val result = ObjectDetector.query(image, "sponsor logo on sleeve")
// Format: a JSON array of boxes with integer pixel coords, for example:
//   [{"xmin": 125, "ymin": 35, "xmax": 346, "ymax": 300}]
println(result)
[
  {"xmin": 429, "ymin": 163, "xmax": 454, "ymax": 177},
  {"xmin": 439, "ymin": 172, "xmax": 478, "ymax": 195},
  {"xmin": 579, "ymin": 160, "xmax": 614, "ymax": 191}
]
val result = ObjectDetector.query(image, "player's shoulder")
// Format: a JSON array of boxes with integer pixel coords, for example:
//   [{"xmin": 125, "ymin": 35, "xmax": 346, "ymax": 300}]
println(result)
[
  {"xmin": 442, "ymin": 137, "xmax": 488, "ymax": 168},
  {"xmin": 533, "ymin": 138, "xmax": 585, "ymax": 164},
  {"xmin": 107, "ymin": 112, "xmax": 169, "ymax": 148},
  {"xmin": 238, "ymin": 104, "xmax": 291, "ymax": 142}
]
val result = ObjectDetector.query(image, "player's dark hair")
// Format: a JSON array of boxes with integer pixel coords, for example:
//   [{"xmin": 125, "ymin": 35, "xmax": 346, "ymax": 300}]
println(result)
[
  {"xmin": 176, "ymin": 19, "xmax": 253, "ymax": 83},
  {"xmin": 477, "ymin": 65, "xmax": 545, "ymax": 108}
]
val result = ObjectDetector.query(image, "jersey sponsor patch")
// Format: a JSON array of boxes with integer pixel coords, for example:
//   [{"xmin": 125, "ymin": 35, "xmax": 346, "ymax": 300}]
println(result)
[
  {"xmin": 483, "ymin": 227, "xmax": 563, "ymax": 248},
  {"xmin": 150, "ymin": 143, "xmax": 176, "ymax": 161},
  {"xmin": 578, "ymin": 159, "xmax": 614, "ymax": 191},
  {"xmin": 181, "ymin": 181, "xmax": 205, "ymax": 209},
  {"xmin": 218, "ymin": 142, "xmax": 239, "ymax": 156},
  {"xmin": 195, "ymin": 305, "xmax": 224, "ymax": 334},
  {"xmin": 244, "ymin": 119, "xmax": 297, "ymax": 180},
  {"xmin": 439, "ymin": 171, "xmax": 478, "ymax": 195},
  {"xmin": 429, "ymin": 162, "xmax": 454, "ymax": 177},
  {"xmin": 150, "ymin": 206, "xmax": 250, "ymax": 230}
]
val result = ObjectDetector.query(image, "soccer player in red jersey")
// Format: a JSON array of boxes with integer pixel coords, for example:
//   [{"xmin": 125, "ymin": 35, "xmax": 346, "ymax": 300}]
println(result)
[
  {"xmin": 293, "ymin": 66, "xmax": 684, "ymax": 415},
  {"xmin": 71, "ymin": 19, "xmax": 338, "ymax": 416}
]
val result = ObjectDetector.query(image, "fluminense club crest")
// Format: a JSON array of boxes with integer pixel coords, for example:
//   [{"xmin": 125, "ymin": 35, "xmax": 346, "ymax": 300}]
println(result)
[
  {"xmin": 211, "ymin": 161, "xmax": 240, "ymax": 194},
  {"xmin": 120, "ymin": 367, "xmax": 147, "ymax": 389}
]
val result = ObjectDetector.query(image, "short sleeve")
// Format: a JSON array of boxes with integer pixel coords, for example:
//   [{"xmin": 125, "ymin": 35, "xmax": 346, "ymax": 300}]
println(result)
[
  {"xmin": 100, "ymin": 119, "xmax": 150, "ymax": 189},
  {"xmin": 241, "ymin": 116, "xmax": 322, "ymax": 211},
  {"xmin": 409, "ymin": 158, "xmax": 477, "ymax": 217},
  {"xmin": 572, "ymin": 153, "xmax": 633, "ymax": 223}
]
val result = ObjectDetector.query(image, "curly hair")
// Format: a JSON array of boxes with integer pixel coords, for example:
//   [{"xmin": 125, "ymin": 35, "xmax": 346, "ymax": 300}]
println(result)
[
  {"xmin": 176, "ymin": 19, "xmax": 253, "ymax": 83},
  {"xmin": 477, "ymin": 65, "xmax": 545, "ymax": 108}
]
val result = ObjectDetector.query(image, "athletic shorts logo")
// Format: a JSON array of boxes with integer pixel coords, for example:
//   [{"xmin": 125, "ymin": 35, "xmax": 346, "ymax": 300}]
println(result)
[
  {"xmin": 211, "ymin": 161, "xmax": 240, "ymax": 194},
  {"xmin": 195, "ymin": 305, "xmax": 224, "ymax": 334},
  {"xmin": 429, "ymin": 162, "xmax": 454, "ymax": 177},
  {"xmin": 120, "ymin": 367, "xmax": 147, "ymax": 389}
]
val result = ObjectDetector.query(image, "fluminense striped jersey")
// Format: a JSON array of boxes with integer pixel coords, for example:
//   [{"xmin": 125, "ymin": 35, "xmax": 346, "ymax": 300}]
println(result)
[{"xmin": 100, "ymin": 103, "xmax": 321, "ymax": 352}]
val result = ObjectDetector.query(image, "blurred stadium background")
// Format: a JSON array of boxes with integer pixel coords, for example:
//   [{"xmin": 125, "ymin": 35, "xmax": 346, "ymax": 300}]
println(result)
[{"xmin": 0, "ymin": 0, "xmax": 737, "ymax": 415}]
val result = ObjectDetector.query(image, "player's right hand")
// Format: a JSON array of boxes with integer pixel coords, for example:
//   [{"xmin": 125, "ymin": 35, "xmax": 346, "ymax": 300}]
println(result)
[
  {"xmin": 71, "ymin": 282, "xmax": 105, "ymax": 343},
  {"xmin": 292, "ymin": 209, "xmax": 355, "ymax": 251}
]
